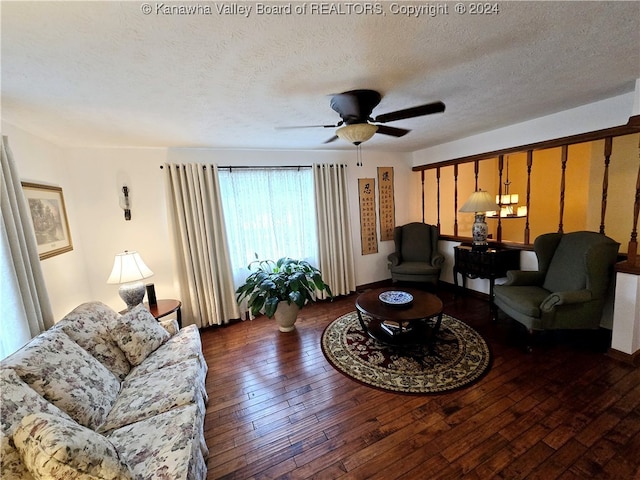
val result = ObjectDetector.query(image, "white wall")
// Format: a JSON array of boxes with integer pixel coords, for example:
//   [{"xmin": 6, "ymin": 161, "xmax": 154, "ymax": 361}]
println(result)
[
  {"xmin": 63, "ymin": 147, "xmax": 171, "ymax": 311},
  {"xmin": 2, "ymin": 122, "xmax": 93, "ymax": 319},
  {"xmin": 411, "ymin": 92, "xmax": 636, "ymax": 167},
  {"xmin": 611, "ymin": 273, "xmax": 640, "ymax": 355},
  {"xmin": 3, "ymin": 128, "xmax": 415, "ymax": 317}
]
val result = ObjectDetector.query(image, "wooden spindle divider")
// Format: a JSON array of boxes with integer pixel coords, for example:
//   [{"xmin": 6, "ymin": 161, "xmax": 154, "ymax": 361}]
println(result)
[
  {"xmin": 421, "ymin": 170, "xmax": 425, "ymax": 223},
  {"xmin": 558, "ymin": 145, "xmax": 568, "ymax": 234},
  {"xmin": 497, "ymin": 155, "xmax": 504, "ymax": 242},
  {"xmin": 436, "ymin": 167, "xmax": 441, "ymax": 232},
  {"xmin": 524, "ymin": 150, "xmax": 533, "ymax": 244},
  {"xmin": 454, "ymin": 164, "xmax": 459, "ymax": 237},
  {"xmin": 599, "ymin": 137, "xmax": 612, "ymax": 234},
  {"xmin": 627, "ymin": 138, "xmax": 640, "ymax": 267},
  {"xmin": 412, "ymin": 116, "xmax": 639, "ymax": 251},
  {"xmin": 474, "ymin": 160, "xmax": 479, "ymax": 191}
]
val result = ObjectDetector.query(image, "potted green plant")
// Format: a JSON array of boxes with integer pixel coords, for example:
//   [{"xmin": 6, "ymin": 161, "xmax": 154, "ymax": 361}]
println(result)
[{"xmin": 235, "ymin": 257, "xmax": 333, "ymax": 332}]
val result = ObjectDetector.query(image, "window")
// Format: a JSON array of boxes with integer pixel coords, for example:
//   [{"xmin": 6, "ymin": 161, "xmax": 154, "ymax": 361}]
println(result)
[{"xmin": 218, "ymin": 168, "xmax": 319, "ymax": 287}]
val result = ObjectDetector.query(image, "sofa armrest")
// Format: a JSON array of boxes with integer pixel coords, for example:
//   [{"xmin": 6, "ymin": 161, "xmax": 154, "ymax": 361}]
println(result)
[
  {"xmin": 387, "ymin": 252, "xmax": 401, "ymax": 267},
  {"xmin": 504, "ymin": 270, "xmax": 546, "ymax": 286},
  {"xmin": 159, "ymin": 318, "xmax": 180, "ymax": 336},
  {"xmin": 540, "ymin": 289, "xmax": 593, "ymax": 313}
]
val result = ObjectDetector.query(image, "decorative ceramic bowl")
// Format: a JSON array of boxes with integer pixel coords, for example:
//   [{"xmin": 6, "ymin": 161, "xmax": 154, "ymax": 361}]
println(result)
[{"xmin": 379, "ymin": 290, "xmax": 413, "ymax": 306}]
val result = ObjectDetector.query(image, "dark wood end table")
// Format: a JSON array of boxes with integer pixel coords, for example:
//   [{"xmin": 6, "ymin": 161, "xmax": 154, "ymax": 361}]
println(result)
[
  {"xmin": 121, "ymin": 299, "xmax": 183, "ymax": 328},
  {"xmin": 355, "ymin": 288, "xmax": 443, "ymax": 352},
  {"xmin": 453, "ymin": 245, "xmax": 520, "ymax": 304}
]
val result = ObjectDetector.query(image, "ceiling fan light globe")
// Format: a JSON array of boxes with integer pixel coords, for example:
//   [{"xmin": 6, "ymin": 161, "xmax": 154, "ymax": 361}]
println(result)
[{"xmin": 336, "ymin": 123, "xmax": 378, "ymax": 145}]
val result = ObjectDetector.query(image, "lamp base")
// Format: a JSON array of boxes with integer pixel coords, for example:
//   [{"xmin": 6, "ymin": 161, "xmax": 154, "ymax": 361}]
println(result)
[
  {"xmin": 119, "ymin": 281, "xmax": 146, "ymax": 310},
  {"xmin": 472, "ymin": 213, "xmax": 489, "ymax": 250}
]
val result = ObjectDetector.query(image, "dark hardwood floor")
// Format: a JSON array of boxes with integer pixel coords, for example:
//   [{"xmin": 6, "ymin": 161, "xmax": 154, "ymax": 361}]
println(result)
[{"xmin": 202, "ymin": 285, "xmax": 640, "ymax": 479}]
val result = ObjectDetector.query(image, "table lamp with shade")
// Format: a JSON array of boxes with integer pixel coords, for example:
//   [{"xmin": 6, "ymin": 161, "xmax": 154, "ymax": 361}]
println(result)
[
  {"xmin": 459, "ymin": 190, "xmax": 500, "ymax": 250},
  {"xmin": 107, "ymin": 250, "xmax": 154, "ymax": 310}
]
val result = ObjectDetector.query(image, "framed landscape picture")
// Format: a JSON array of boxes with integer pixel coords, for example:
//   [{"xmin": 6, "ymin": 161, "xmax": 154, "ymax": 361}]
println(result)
[{"xmin": 22, "ymin": 182, "xmax": 73, "ymax": 260}]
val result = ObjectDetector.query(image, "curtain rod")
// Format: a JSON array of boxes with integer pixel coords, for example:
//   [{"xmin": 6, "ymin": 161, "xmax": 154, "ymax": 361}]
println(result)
[
  {"xmin": 218, "ymin": 165, "xmax": 311, "ymax": 171},
  {"xmin": 160, "ymin": 165, "xmax": 312, "ymax": 170}
]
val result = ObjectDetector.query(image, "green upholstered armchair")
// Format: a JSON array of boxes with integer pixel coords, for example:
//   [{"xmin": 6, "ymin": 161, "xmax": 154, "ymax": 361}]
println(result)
[
  {"xmin": 493, "ymin": 231, "xmax": 620, "ymax": 332},
  {"xmin": 387, "ymin": 223, "xmax": 444, "ymax": 285}
]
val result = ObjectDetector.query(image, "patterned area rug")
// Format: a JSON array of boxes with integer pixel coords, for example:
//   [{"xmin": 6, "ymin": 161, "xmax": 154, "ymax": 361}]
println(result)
[{"xmin": 321, "ymin": 311, "xmax": 491, "ymax": 394}]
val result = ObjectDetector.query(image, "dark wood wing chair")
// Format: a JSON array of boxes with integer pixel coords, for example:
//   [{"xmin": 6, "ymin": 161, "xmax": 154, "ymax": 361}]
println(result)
[
  {"xmin": 387, "ymin": 223, "xmax": 444, "ymax": 286},
  {"xmin": 493, "ymin": 231, "xmax": 620, "ymax": 333}
]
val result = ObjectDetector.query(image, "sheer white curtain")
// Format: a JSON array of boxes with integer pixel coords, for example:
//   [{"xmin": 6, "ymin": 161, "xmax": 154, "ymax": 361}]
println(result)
[
  {"xmin": 0, "ymin": 136, "xmax": 53, "ymax": 359},
  {"xmin": 218, "ymin": 167, "xmax": 319, "ymax": 289},
  {"xmin": 164, "ymin": 164, "xmax": 240, "ymax": 327},
  {"xmin": 313, "ymin": 163, "xmax": 356, "ymax": 298}
]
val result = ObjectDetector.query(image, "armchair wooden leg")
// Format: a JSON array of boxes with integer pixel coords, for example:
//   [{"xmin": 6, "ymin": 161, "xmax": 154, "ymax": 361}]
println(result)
[
  {"xmin": 524, "ymin": 329, "xmax": 548, "ymax": 353},
  {"xmin": 491, "ymin": 303, "xmax": 499, "ymax": 322},
  {"xmin": 525, "ymin": 329, "xmax": 534, "ymax": 353}
]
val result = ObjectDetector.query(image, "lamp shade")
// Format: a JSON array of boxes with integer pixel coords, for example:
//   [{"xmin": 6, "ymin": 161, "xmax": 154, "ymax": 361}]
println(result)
[
  {"xmin": 459, "ymin": 190, "xmax": 499, "ymax": 213},
  {"xmin": 336, "ymin": 123, "xmax": 378, "ymax": 145},
  {"xmin": 107, "ymin": 251, "xmax": 153, "ymax": 284},
  {"xmin": 497, "ymin": 193, "xmax": 519, "ymax": 205}
]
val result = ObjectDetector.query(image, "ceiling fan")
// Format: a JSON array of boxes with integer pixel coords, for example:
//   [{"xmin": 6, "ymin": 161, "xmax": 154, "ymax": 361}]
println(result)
[{"xmin": 279, "ymin": 89, "xmax": 445, "ymax": 145}]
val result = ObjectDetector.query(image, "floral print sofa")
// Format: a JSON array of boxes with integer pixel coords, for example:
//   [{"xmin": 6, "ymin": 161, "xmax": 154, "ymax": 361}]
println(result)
[{"xmin": 0, "ymin": 301, "xmax": 208, "ymax": 480}]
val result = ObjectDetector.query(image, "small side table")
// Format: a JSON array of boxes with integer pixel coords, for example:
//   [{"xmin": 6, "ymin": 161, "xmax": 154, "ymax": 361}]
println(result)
[
  {"xmin": 143, "ymin": 299, "xmax": 182, "ymax": 328},
  {"xmin": 453, "ymin": 246, "xmax": 520, "ymax": 304}
]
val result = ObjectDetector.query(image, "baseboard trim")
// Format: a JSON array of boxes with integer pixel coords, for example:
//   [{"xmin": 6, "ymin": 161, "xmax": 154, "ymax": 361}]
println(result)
[
  {"xmin": 355, "ymin": 279, "xmax": 393, "ymax": 292},
  {"xmin": 438, "ymin": 281, "xmax": 490, "ymax": 301},
  {"xmin": 607, "ymin": 347, "xmax": 640, "ymax": 367}
]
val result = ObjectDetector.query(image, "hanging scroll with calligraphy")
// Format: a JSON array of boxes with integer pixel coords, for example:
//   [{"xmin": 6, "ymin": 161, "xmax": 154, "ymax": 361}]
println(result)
[
  {"xmin": 377, "ymin": 167, "xmax": 395, "ymax": 241},
  {"xmin": 358, "ymin": 178, "xmax": 378, "ymax": 255}
]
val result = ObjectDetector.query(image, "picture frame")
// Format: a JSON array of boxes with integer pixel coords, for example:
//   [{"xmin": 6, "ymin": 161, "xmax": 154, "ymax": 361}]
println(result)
[{"xmin": 21, "ymin": 182, "xmax": 73, "ymax": 260}]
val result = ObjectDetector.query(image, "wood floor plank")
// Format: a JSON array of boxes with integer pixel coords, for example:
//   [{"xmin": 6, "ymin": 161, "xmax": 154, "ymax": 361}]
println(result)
[{"xmin": 202, "ymin": 287, "xmax": 640, "ymax": 479}]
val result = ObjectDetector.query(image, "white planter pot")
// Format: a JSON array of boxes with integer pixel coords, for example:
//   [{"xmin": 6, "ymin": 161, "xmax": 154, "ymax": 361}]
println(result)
[{"xmin": 273, "ymin": 302, "xmax": 300, "ymax": 332}]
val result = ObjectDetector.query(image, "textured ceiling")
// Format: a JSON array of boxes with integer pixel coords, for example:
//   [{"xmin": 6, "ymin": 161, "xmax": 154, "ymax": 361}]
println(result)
[{"xmin": 1, "ymin": 1, "xmax": 639, "ymax": 152}]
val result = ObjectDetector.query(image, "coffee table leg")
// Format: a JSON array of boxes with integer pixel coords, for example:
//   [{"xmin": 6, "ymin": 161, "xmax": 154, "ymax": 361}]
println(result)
[
  {"xmin": 428, "ymin": 313, "xmax": 444, "ymax": 355},
  {"xmin": 356, "ymin": 309, "xmax": 369, "ymax": 336}
]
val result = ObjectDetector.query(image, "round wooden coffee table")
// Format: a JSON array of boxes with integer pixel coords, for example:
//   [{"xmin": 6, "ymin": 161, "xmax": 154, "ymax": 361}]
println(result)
[{"xmin": 355, "ymin": 287, "xmax": 444, "ymax": 351}]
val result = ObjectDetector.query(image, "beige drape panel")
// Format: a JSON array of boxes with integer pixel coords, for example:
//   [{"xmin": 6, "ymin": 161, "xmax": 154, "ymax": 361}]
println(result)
[
  {"xmin": 313, "ymin": 163, "xmax": 356, "ymax": 298},
  {"xmin": 0, "ymin": 136, "xmax": 53, "ymax": 359},
  {"xmin": 164, "ymin": 163, "xmax": 240, "ymax": 327}
]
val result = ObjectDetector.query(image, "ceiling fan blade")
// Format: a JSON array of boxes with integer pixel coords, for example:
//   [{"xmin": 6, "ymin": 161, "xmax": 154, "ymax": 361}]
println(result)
[
  {"xmin": 323, "ymin": 135, "xmax": 339, "ymax": 144},
  {"xmin": 375, "ymin": 125, "xmax": 410, "ymax": 137},
  {"xmin": 374, "ymin": 101, "xmax": 446, "ymax": 124},
  {"xmin": 275, "ymin": 124, "xmax": 337, "ymax": 130}
]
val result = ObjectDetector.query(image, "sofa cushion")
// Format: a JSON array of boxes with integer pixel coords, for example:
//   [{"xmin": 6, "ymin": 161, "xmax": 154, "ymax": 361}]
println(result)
[
  {"xmin": 159, "ymin": 317, "xmax": 180, "ymax": 336},
  {"xmin": 56, "ymin": 301, "xmax": 131, "ymax": 380},
  {"xmin": 106, "ymin": 405, "xmax": 208, "ymax": 480},
  {"xmin": 98, "ymin": 358, "xmax": 207, "ymax": 434},
  {"xmin": 2, "ymin": 330, "xmax": 120, "ymax": 430},
  {"xmin": 1, "ymin": 433, "xmax": 35, "ymax": 480},
  {"xmin": 493, "ymin": 285, "xmax": 550, "ymax": 317},
  {"xmin": 0, "ymin": 368, "xmax": 73, "ymax": 437},
  {"xmin": 111, "ymin": 304, "xmax": 170, "ymax": 366},
  {"xmin": 0, "ymin": 368, "xmax": 72, "ymax": 480},
  {"xmin": 14, "ymin": 412, "xmax": 132, "ymax": 480},
  {"xmin": 389, "ymin": 261, "xmax": 440, "ymax": 276},
  {"xmin": 127, "ymin": 325, "xmax": 206, "ymax": 379}
]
